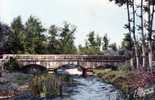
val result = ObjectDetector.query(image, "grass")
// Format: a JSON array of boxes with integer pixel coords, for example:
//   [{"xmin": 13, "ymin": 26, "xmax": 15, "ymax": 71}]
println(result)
[
  {"xmin": 29, "ymin": 73, "xmax": 72, "ymax": 97},
  {"xmin": 93, "ymin": 68, "xmax": 132, "ymax": 97},
  {"xmin": 93, "ymin": 69, "xmax": 128, "ymax": 83},
  {"xmin": 93, "ymin": 68, "xmax": 155, "ymax": 99},
  {"xmin": 15, "ymin": 75, "xmax": 32, "ymax": 85}
]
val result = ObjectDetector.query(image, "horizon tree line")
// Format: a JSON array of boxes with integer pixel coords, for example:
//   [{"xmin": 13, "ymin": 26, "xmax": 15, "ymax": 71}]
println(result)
[{"xmin": 0, "ymin": 16, "xmax": 118, "ymax": 55}]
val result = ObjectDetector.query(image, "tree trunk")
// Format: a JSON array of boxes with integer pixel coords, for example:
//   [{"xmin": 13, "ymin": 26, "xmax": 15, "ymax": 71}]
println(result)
[
  {"xmin": 126, "ymin": 0, "xmax": 134, "ymax": 68},
  {"xmin": 140, "ymin": 0, "xmax": 146, "ymax": 68},
  {"xmin": 135, "ymin": 46, "xmax": 139, "ymax": 69},
  {"xmin": 132, "ymin": 0, "xmax": 139, "ymax": 69},
  {"xmin": 142, "ymin": 45, "xmax": 146, "ymax": 68},
  {"xmin": 148, "ymin": 41, "xmax": 153, "ymax": 72},
  {"xmin": 147, "ymin": 1, "xmax": 154, "ymax": 72},
  {"xmin": 130, "ymin": 58, "xmax": 134, "ymax": 69}
]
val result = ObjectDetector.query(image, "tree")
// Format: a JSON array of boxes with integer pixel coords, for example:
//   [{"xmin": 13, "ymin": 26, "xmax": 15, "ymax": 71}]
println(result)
[
  {"xmin": 59, "ymin": 22, "xmax": 77, "ymax": 54},
  {"xmin": 109, "ymin": 0, "xmax": 140, "ymax": 69},
  {"xmin": 145, "ymin": 0, "xmax": 155, "ymax": 71},
  {"xmin": 121, "ymin": 33, "xmax": 133, "ymax": 50},
  {"xmin": 25, "ymin": 16, "xmax": 46, "ymax": 54},
  {"xmin": 10, "ymin": 16, "xmax": 25, "ymax": 53},
  {"xmin": 78, "ymin": 44, "xmax": 89, "ymax": 54},
  {"xmin": 0, "ymin": 22, "xmax": 12, "ymax": 53},
  {"xmin": 78, "ymin": 31, "xmax": 102, "ymax": 54},
  {"xmin": 102, "ymin": 34, "xmax": 109, "ymax": 50},
  {"xmin": 47, "ymin": 25, "xmax": 61, "ymax": 54},
  {"xmin": 96, "ymin": 34, "xmax": 102, "ymax": 51},
  {"xmin": 138, "ymin": 0, "xmax": 147, "ymax": 68},
  {"xmin": 109, "ymin": 43, "xmax": 118, "ymax": 51}
]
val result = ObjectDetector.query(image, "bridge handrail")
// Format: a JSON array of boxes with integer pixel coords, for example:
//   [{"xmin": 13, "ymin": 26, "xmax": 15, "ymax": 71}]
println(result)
[{"xmin": 2, "ymin": 54, "xmax": 127, "ymax": 62}]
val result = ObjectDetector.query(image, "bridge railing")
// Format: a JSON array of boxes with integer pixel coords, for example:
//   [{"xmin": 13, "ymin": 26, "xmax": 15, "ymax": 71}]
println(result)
[{"xmin": 2, "ymin": 54, "xmax": 127, "ymax": 62}]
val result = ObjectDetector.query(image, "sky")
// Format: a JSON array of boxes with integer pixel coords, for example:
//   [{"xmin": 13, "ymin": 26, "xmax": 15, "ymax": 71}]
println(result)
[{"xmin": 0, "ymin": 0, "xmax": 127, "ymax": 46}]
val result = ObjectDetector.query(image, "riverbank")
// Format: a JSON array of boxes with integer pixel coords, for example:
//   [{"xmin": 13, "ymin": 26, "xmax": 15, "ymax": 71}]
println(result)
[
  {"xmin": 0, "ymin": 70, "xmax": 124, "ymax": 100},
  {"xmin": 1, "ymin": 68, "xmax": 154, "ymax": 100},
  {"xmin": 11, "ymin": 76, "xmax": 124, "ymax": 100},
  {"xmin": 0, "ymin": 71, "xmax": 74, "ymax": 100},
  {"xmin": 0, "ymin": 71, "xmax": 33, "ymax": 99},
  {"xmin": 93, "ymin": 68, "xmax": 155, "ymax": 99}
]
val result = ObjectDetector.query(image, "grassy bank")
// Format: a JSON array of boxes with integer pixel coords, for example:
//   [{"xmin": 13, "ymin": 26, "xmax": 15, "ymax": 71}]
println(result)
[
  {"xmin": 93, "ymin": 68, "xmax": 155, "ymax": 99},
  {"xmin": 93, "ymin": 69, "xmax": 129, "ymax": 93}
]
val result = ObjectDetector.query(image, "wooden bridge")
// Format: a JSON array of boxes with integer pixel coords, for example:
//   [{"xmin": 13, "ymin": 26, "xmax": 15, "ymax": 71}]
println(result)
[{"xmin": 0, "ymin": 54, "xmax": 127, "ymax": 70}]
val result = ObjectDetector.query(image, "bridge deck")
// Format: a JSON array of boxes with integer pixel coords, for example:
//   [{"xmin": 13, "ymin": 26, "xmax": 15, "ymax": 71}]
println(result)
[
  {"xmin": 1, "ymin": 54, "xmax": 127, "ymax": 69},
  {"xmin": 11, "ymin": 55, "xmax": 127, "ymax": 61}
]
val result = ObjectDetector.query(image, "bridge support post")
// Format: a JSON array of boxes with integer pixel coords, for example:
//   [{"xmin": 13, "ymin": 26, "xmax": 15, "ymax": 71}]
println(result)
[{"xmin": 59, "ymin": 77, "xmax": 63, "ymax": 97}]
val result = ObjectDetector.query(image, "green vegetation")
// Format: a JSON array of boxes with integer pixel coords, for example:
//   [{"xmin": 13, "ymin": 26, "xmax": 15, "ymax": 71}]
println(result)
[
  {"xmin": 93, "ymin": 68, "xmax": 133, "ymax": 98},
  {"xmin": 78, "ymin": 31, "xmax": 102, "ymax": 54},
  {"xmin": 29, "ymin": 74, "xmax": 71, "ymax": 97},
  {"xmin": 0, "ymin": 0, "xmax": 154, "ymax": 70},
  {"xmin": 0, "ymin": 16, "xmax": 119, "ymax": 55},
  {"xmin": 3, "ymin": 57, "xmax": 20, "ymax": 72},
  {"xmin": 12, "ymin": 73, "xmax": 33, "ymax": 85},
  {"xmin": 93, "ymin": 66, "xmax": 155, "ymax": 99},
  {"xmin": 109, "ymin": 0, "xmax": 155, "ymax": 71},
  {"xmin": 0, "ymin": 0, "xmax": 155, "ymax": 99},
  {"xmin": 0, "ymin": 16, "xmax": 77, "ymax": 54}
]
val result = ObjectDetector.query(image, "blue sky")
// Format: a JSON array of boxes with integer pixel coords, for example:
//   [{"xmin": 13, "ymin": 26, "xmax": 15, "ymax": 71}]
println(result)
[{"xmin": 0, "ymin": 0, "xmax": 127, "ymax": 46}]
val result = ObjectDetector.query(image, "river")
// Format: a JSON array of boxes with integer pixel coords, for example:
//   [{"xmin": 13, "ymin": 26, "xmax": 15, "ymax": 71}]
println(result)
[
  {"xmin": 12, "ymin": 76, "xmax": 124, "ymax": 100},
  {"xmin": 53, "ymin": 76, "xmax": 124, "ymax": 100}
]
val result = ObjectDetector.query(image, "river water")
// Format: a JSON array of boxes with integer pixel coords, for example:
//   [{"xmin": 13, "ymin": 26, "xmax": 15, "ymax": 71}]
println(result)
[
  {"xmin": 12, "ymin": 76, "xmax": 124, "ymax": 100},
  {"xmin": 53, "ymin": 76, "xmax": 124, "ymax": 100}
]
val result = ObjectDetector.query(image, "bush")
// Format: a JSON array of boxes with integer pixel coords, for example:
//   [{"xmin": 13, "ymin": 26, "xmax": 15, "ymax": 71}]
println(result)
[
  {"xmin": 97, "ymin": 73, "xmax": 104, "ymax": 78},
  {"xmin": 119, "ymin": 63, "xmax": 131, "ymax": 72},
  {"xmin": 29, "ymin": 74, "xmax": 69, "ymax": 97},
  {"xmin": 4, "ymin": 57, "xmax": 20, "ymax": 72}
]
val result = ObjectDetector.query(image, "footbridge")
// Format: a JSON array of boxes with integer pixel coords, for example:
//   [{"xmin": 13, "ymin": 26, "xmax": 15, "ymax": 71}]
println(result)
[{"xmin": 1, "ymin": 54, "xmax": 127, "ymax": 70}]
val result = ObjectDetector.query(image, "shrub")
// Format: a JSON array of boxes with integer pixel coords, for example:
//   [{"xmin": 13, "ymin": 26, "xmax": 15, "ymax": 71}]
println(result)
[
  {"xmin": 14, "ymin": 74, "xmax": 33, "ymax": 85},
  {"xmin": 97, "ymin": 73, "xmax": 104, "ymax": 78},
  {"xmin": 4, "ymin": 57, "xmax": 20, "ymax": 72},
  {"xmin": 29, "ymin": 74, "xmax": 71, "ymax": 97},
  {"xmin": 119, "ymin": 63, "xmax": 131, "ymax": 72}
]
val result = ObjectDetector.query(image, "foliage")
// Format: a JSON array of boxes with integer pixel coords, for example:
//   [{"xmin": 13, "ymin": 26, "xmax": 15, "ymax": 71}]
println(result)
[
  {"xmin": 59, "ymin": 22, "xmax": 77, "ymax": 54},
  {"xmin": 0, "ymin": 22, "xmax": 12, "ymax": 53},
  {"xmin": 47, "ymin": 22, "xmax": 77, "ymax": 54},
  {"xmin": 109, "ymin": 0, "xmax": 155, "ymax": 70},
  {"xmin": 30, "ymin": 74, "xmax": 60, "ymax": 96},
  {"xmin": 102, "ymin": 34, "xmax": 109, "ymax": 50},
  {"xmin": 25, "ymin": 16, "xmax": 46, "ymax": 54},
  {"xmin": 0, "ymin": 16, "xmax": 115, "ymax": 55},
  {"xmin": 94, "ymin": 67, "xmax": 155, "ymax": 98},
  {"xmin": 47, "ymin": 25, "xmax": 60, "ymax": 54},
  {"xmin": 30, "ymin": 74, "xmax": 72, "ymax": 97},
  {"xmin": 0, "ymin": 16, "xmax": 78, "ymax": 54},
  {"xmin": 121, "ymin": 33, "xmax": 133, "ymax": 50},
  {"xmin": 109, "ymin": 0, "xmax": 129, "ymax": 6},
  {"xmin": 109, "ymin": 43, "xmax": 117, "ymax": 51},
  {"xmin": 8, "ymin": 16, "xmax": 25, "ymax": 53},
  {"xmin": 94, "ymin": 68, "xmax": 130, "ymax": 97},
  {"xmin": 118, "ymin": 63, "xmax": 131, "ymax": 72},
  {"xmin": 13, "ymin": 73, "xmax": 33, "ymax": 85},
  {"xmin": 78, "ymin": 31, "xmax": 102, "ymax": 54},
  {"xmin": 4, "ymin": 57, "xmax": 20, "ymax": 72}
]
